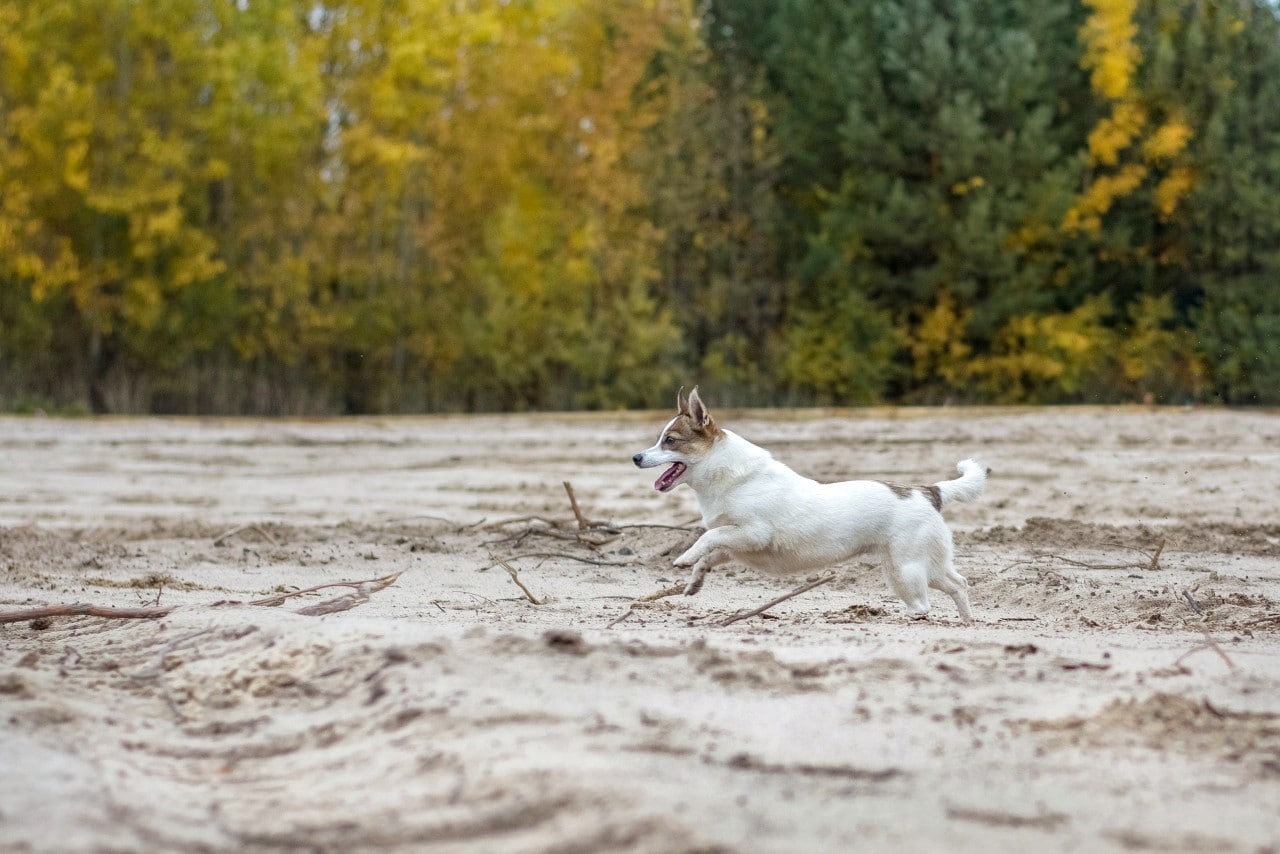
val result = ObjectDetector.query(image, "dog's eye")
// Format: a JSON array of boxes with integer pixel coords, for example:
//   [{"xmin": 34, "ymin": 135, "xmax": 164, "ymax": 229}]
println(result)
[{"xmin": 663, "ymin": 435, "xmax": 676, "ymax": 446}]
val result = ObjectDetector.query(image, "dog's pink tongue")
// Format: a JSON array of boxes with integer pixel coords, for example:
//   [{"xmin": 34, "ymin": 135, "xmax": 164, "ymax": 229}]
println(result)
[{"xmin": 654, "ymin": 462, "xmax": 686, "ymax": 491}]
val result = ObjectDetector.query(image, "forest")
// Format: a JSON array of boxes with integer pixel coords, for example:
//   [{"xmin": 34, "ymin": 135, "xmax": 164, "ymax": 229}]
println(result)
[{"xmin": 2, "ymin": 0, "xmax": 1279, "ymax": 413}]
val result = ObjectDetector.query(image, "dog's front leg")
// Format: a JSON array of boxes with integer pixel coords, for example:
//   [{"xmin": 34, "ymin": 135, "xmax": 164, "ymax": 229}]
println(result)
[{"xmin": 673, "ymin": 525, "xmax": 764, "ymax": 596}]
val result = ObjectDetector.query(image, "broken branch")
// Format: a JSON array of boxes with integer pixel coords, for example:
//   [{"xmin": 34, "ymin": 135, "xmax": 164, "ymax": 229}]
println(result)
[
  {"xmin": 482, "ymin": 552, "xmax": 632, "ymax": 569},
  {"xmin": 213, "ymin": 523, "xmax": 278, "ymax": 547},
  {"xmin": 495, "ymin": 558, "xmax": 544, "ymax": 605},
  {"xmin": 633, "ymin": 583, "xmax": 688, "ymax": 603},
  {"xmin": 719, "ymin": 574, "xmax": 837, "ymax": 627},
  {"xmin": 606, "ymin": 609, "xmax": 635, "ymax": 628},
  {"xmin": 563, "ymin": 481, "xmax": 590, "ymax": 530},
  {"xmin": 0, "ymin": 603, "xmax": 175, "ymax": 624},
  {"xmin": 244, "ymin": 571, "xmax": 403, "ymax": 607},
  {"xmin": 0, "ymin": 572, "xmax": 404, "ymax": 625},
  {"xmin": 1147, "ymin": 538, "xmax": 1166, "ymax": 571}
]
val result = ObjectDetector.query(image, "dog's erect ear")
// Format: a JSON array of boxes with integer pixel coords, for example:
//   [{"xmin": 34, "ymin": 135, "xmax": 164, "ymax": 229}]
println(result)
[
  {"xmin": 676, "ymin": 386, "xmax": 689, "ymax": 415},
  {"xmin": 688, "ymin": 386, "xmax": 713, "ymax": 428}
]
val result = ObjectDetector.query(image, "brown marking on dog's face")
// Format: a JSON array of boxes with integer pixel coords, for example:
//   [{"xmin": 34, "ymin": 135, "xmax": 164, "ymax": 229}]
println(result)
[
  {"xmin": 657, "ymin": 386, "xmax": 722, "ymax": 457},
  {"xmin": 658, "ymin": 411, "xmax": 721, "ymax": 458}
]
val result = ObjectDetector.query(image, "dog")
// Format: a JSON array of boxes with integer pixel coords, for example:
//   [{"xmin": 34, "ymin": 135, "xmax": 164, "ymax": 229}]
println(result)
[{"xmin": 632, "ymin": 388, "xmax": 987, "ymax": 620}]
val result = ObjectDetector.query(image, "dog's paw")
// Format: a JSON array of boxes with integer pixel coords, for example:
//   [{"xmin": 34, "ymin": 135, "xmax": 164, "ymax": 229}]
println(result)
[{"xmin": 683, "ymin": 567, "xmax": 706, "ymax": 596}]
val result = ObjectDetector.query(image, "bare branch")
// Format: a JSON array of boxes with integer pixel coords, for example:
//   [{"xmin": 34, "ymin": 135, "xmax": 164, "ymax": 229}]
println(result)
[
  {"xmin": 563, "ymin": 481, "xmax": 590, "ymax": 530},
  {"xmin": 482, "ymin": 552, "xmax": 632, "ymax": 569},
  {"xmin": 632, "ymin": 583, "xmax": 687, "ymax": 603},
  {"xmin": 213, "ymin": 523, "xmax": 278, "ymax": 547},
  {"xmin": 719, "ymin": 574, "xmax": 837, "ymax": 627},
  {"xmin": 495, "ymin": 558, "xmax": 543, "ymax": 605},
  {"xmin": 0, "ymin": 572, "xmax": 404, "ymax": 625},
  {"xmin": 0, "ymin": 603, "xmax": 174, "ymax": 624},
  {"xmin": 1147, "ymin": 538, "xmax": 1166, "ymax": 571},
  {"xmin": 243, "ymin": 571, "xmax": 402, "ymax": 607}
]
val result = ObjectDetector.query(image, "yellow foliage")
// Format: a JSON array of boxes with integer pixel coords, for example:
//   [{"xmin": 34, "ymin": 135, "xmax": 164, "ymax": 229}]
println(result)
[
  {"xmin": 1087, "ymin": 101, "xmax": 1146, "ymax": 166},
  {"xmin": 1142, "ymin": 116, "xmax": 1193, "ymax": 162},
  {"xmin": 1079, "ymin": 0, "xmax": 1141, "ymax": 100},
  {"xmin": 950, "ymin": 176, "xmax": 985, "ymax": 196},
  {"xmin": 910, "ymin": 290, "xmax": 972, "ymax": 385},
  {"xmin": 1062, "ymin": 163, "xmax": 1148, "ymax": 233},
  {"xmin": 1153, "ymin": 165, "xmax": 1196, "ymax": 219},
  {"xmin": 1003, "ymin": 221, "xmax": 1049, "ymax": 254},
  {"xmin": 1119, "ymin": 294, "xmax": 1206, "ymax": 399},
  {"xmin": 969, "ymin": 296, "xmax": 1115, "ymax": 401}
]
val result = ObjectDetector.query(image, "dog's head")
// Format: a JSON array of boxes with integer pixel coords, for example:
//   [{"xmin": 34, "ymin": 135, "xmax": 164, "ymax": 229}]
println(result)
[{"xmin": 632, "ymin": 387, "xmax": 722, "ymax": 492}]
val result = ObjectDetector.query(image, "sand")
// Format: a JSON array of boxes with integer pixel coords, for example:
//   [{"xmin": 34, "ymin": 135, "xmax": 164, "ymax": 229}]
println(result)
[{"xmin": 1, "ymin": 407, "xmax": 1278, "ymax": 852}]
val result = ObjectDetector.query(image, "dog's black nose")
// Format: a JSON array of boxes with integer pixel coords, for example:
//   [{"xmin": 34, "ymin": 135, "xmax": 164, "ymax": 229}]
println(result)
[{"xmin": 632, "ymin": 453, "xmax": 644, "ymax": 467}]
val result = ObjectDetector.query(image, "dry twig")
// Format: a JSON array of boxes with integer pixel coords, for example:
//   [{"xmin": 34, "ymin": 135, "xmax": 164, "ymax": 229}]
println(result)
[
  {"xmin": 483, "ymin": 552, "xmax": 632, "ymax": 569},
  {"xmin": 290, "ymin": 573, "xmax": 403, "ymax": 616},
  {"xmin": 1147, "ymin": 538, "xmax": 1166, "ymax": 571},
  {"xmin": 213, "ymin": 523, "xmax": 278, "ymax": 547},
  {"xmin": 0, "ymin": 572, "xmax": 403, "ymax": 625},
  {"xmin": 1174, "ymin": 631, "xmax": 1237, "ymax": 672},
  {"xmin": 563, "ymin": 481, "xmax": 590, "ymax": 530},
  {"xmin": 1044, "ymin": 554, "xmax": 1136, "ymax": 570},
  {"xmin": 242, "ymin": 571, "xmax": 403, "ymax": 607},
  {"xmin": 632, "ymin": 583, "xmax": 688, "ymax": 603},
  {"xmin": 0, "ymin": 603, "xmax": 175, "ymax": 624},
  {"xmin": 1173, "ymin": 588, "xmax": 1237, "ymax": 672},
  {"xmin": 485, "ymin": 526, "xmax": 617, "ymax": 548},
  {"xmin": 606, "ymin": 609, "xmax": 635, "ymax": 629},
  {"xmin": 719, "ymin": 574, "xmax": 837, "ymax": 627},
  {"xmin": 495, "ymin": 558, "xmax": 544, "ymax": 605}
]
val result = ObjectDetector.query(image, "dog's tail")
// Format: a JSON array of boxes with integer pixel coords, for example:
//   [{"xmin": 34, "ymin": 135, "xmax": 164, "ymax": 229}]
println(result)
[{"xmin": 936, "ymin": 459, "xmax": 989, "ymax": 506}]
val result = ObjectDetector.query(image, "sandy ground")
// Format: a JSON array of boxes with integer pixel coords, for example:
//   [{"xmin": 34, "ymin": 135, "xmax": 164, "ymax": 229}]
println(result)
[{"xmin": 1, "ymin": 407, "xmax": 1279, "ymax": 852}]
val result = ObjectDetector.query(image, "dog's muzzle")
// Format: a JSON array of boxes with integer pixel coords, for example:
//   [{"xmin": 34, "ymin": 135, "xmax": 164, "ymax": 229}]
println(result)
[{"xmin": 632, "ymin": 453, "xmax": 645, "ymax": 467}]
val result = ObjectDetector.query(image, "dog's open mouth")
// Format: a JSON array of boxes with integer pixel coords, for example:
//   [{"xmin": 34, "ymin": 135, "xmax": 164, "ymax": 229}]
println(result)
[{"xmin": 654, "ymin": 462, "xmax": 686, "ymax": 492}]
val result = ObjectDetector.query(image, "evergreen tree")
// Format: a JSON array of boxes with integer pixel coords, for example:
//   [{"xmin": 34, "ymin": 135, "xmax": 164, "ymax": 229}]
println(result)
[{"xmin": 1182, "ymin": 0, "xmax": 1280, "ymax": 403}]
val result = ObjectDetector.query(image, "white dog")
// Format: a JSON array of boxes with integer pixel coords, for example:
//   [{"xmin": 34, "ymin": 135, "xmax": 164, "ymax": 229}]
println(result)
[{"xmin": 632, "ymin": 388, "xmax": 987, "ymax": 620}]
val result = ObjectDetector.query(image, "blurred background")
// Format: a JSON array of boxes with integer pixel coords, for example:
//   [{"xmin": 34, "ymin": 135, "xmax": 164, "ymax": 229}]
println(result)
[{"xmin": 1, "ymin": 0, "xmax": 1277, "ymax": 414}]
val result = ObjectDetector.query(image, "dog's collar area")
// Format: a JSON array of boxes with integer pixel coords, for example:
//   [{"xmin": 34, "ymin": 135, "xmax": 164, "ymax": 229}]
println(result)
[{"xmin": 655, "ymin": 462, "xmax": 686, "ymax": 492}]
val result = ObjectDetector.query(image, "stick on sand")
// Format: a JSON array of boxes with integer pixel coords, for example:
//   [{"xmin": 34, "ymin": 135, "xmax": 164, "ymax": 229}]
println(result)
[
  {"xmin": 719, "ymin": 574, "xmax": 837, "ymax": 627},
  {"xmin": 0, "ymin": 572, "xmax": 404, "ymax": 625}
]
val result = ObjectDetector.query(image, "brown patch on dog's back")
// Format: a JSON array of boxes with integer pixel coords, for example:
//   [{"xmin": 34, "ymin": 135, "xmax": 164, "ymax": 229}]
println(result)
[
  {"xmin": 882, "ymin": 482, "xmax": 912, "ymax": 500},
  {"xmin": 880, "ymin": 482, "xmax": 942, "ymax": 512},
  {"xmin": 918, "ymin": 484, "xmax": 942, "ymax": 511}
]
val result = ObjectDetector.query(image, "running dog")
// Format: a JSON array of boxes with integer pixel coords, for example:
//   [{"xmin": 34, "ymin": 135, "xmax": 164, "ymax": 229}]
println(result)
[{"xmin": 632, "ymin": 388, "xmax": 987, "ymax": 620}]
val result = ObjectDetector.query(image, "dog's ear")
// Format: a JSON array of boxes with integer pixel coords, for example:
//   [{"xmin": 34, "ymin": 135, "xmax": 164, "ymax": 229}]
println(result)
[
  {"xmin": 688, "ymin": 386, "xmax": 713, "ymax": 428},
  {"xmin": 676, "ymin": 386, "xmax": 689, "ymax": 415}
]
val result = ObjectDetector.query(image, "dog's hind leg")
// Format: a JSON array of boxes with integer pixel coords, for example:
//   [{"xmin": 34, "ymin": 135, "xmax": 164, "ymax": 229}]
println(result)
[
  {"xmin": 929, "ymin": 566, "xmax": 972, "ymax": 622},
  {"xmin": 921, "ymin": 530, "xmax": 972, "ymax": 622},
  {"xmin": 883, "ymin": 559, "xmax": 931, "ymax": 618}
]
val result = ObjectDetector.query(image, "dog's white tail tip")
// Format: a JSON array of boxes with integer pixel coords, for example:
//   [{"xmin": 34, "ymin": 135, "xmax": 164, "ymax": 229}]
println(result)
[{"xmin": 938, "ymin": 459, "xmax": 989, "ymax": 505}]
